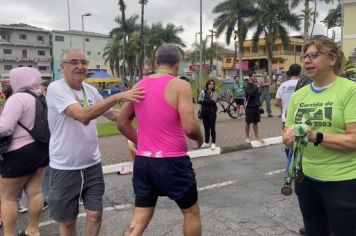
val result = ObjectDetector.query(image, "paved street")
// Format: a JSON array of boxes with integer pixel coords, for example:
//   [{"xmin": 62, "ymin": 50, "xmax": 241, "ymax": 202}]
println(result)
[
  {"xmin": 99, "ymin": 105, "xmax": 284, "ymax": 166},
  {"xmin": 12, "ymin": 145, "xmax": 303, "ymax": 235}
]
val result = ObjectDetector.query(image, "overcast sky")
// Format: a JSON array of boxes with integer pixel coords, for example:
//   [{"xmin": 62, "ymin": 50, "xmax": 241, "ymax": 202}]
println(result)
[{"xmin": 0, "ymin": 0, "xmax": 340, "ymax": 50}]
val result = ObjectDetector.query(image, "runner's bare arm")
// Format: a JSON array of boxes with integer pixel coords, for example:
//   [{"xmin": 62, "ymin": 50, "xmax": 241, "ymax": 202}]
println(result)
[
  {"xmin": 177, "ymin": 80, "xmax": 203, "ymax": 145},
  {"xmin": 64, "ymin": 87, "xmax": 144, "ymax": 125},
  {"xmin": 103, "ymin": 109, "xmax": 120, "ymax": 121},
  {"xmin": 117, "ymin": 102, "xmax": 137, "ymax": 144}
]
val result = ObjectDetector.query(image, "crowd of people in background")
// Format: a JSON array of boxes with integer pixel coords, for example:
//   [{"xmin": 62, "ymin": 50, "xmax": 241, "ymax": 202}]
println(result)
[{"xmin": 0, "ymin": 35, "xmax": 355, "ymax": 236}]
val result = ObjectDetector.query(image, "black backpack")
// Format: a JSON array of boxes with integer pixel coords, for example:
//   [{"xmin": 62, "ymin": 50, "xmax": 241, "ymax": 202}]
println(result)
[{"xmin": 18, "ymin": 90, "xmax": 50, "ymax": 144}]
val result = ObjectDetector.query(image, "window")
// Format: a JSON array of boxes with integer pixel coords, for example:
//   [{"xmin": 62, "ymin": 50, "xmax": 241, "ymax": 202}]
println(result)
[
  {"xmin": 3, "ymin": 49, "xmax": 12, "ymax": 54},
  {"xmin": 96, "ymin": 65, "xmax": 100, "ymax": 69},
  {"xmin": 38, "ymin": 50, "xmax": 46, "ymax": 56},
  {"xmin": 4, "ymin": 65, "xmax": 13, "ymax": 70},
  {"xmin": 19, "ymin": 34, "xmax": 27, "ymax": 40},
  {"xmin": 252, "ymin": 46, "xmax": 258, "ymax": 53},
  {"xmin": 295, "ymin": 45, "xmax": 302, "ymax": 53},
  {"xmin": 28, "ymin": 65, "xmax": 32, "ymax": 67},
  {"xmin": 55, "ymin": 35, "xmax": 64, "ymax": 42},
  {"xmin": 87, "ymin": 51, "xmax": 91, "ymax": 55},
  {"xmin": 37, "ymin": 35, "xmax": 44, "ymax": 41},
  {"xmin": 38, "ymin": 66, "xmax": 47, "ymax": 71},
  {"xmin": 225, "ymin": 58, "xmax": 231, "ymax": 63},
  {"xmin": 22, "ymin": 50, "xmax": 27, "ymax": 58},
  {"xmin": 85, "ymin": 38, "xmax": 90, "ymax": 42},
  {"xmin": 272, "ymin": 45, "xmax": 278, "ymax": 52},
  {"xmin": 18, "ymin": 65, "xmax": 23, "ymax": 67}
]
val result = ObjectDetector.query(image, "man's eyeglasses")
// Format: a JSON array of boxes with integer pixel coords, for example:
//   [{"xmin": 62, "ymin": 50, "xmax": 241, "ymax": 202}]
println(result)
[
  {"xmin": 302, "ymin": 52, "xmax": 325, "ymax": 61},
  {"xmin": 63, "ymin": 60, "xmax": 89, "ymax": 66}
]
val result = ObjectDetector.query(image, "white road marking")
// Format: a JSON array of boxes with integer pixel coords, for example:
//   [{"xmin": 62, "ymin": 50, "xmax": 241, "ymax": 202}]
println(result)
[
  {"xmin": 251, "ymin": 136, "xmax": 282, "ymax": 148},
  {"xmin": 198, "ymin": 180, "xmax": 237, "ymax": 191},
  {"xmin": 39, "ymin": 180, "xmax": 237, "ymax": 228},
  {"xmin": 265, "ymin": 169, "xmax": 285, "ymax": 176}
]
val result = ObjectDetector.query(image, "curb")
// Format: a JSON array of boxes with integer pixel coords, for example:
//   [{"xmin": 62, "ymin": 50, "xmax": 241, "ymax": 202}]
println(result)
[{"xmin": 102, "ymin": 136, "xmax": 283, "ymax": 175}]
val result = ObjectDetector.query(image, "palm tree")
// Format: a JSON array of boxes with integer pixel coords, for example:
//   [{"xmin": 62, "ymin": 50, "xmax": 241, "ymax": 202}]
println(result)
[
  {"xmin": 118, "ymin": 0, "xmax": 127, "ymax": 81},
  {"xmin": 188, "ymin": 39, "xmax": 218, "ymax": 66},
  {"xmin": 250, "ymin": 0, "xmax": 300, "ymax": 80},
  {"xmin": 103, "ymin": 40, "xmax": 122, "ymax": 77},
  {"xmin": 110, "ymin": 13, "xmax": 140, "ymax": 85},
  {"xmin": 145, "ymin": 22, "xmax": 186, "ymax": 68},
  {"xmin": 138, "ymin": 0, "xmax": 148, "ymax": 78},
  {"xmin": 290, "ymin": 0, "xmax": 334, "ymax": 42},
  {"xmin": 212, "ymin": 0, "xmax": 254, "ymax": 80}
]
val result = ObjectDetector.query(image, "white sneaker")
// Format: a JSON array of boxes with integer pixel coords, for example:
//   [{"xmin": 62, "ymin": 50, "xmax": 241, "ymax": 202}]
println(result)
[
  {"xmin": 201, "ymin": 142, "xmax": 210, "ymax": 148},
  {"xmin": 244, "ymin": 138, "xmax": 251, "ymax": 144},
  {"xmin": 211, "ymin": 143, "xmax": 216, "ymax": 150}
]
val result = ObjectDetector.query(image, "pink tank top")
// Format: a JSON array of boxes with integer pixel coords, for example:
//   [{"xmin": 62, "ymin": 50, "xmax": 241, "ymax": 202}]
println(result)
[{"xmin": 134, "ymin": 75, "xmax": 187, "ymax": 158}]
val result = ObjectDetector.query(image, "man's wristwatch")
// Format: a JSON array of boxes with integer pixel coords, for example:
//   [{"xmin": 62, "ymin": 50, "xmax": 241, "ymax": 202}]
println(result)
[{"xmin": 313, "ymin": 132, "xmax": 324, "ymax": 146}]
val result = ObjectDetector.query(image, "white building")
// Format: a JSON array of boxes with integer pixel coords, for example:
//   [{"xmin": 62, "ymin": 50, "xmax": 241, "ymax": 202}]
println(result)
[{"xmin": 0, "ymin": 23, "xmax": 52, "ymax": 81}]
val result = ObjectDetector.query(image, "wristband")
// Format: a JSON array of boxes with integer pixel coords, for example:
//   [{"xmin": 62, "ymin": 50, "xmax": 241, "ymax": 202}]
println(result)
[{"xmin": 313, "ymin": 132, "xmax": 323, "ymax": 146}]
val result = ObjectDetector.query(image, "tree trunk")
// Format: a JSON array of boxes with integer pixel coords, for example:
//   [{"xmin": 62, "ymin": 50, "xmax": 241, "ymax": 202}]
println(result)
[
  {"xmin": 238, "ymin": 41, "xmax": 243, "ymax": 80},
  {"xmin": 118, "ymin": 0, "xmax": 127, "ymax": 82},
  {"xmin": 139, "ymin": 2, "xmax": 145, "ymax": 78},
  {"xmin": 304, "ymin": 0, "xmax": 310, "ymax": 43},
  {"xmin": 310, "ymin": 0, "xmax": 317, "ymax": 38},
  {"xmin": 266, "ymin": 37, "xmax": 273, "ymax": 82}
]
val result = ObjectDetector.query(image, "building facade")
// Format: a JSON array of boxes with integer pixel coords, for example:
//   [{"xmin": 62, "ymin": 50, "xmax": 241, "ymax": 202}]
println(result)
[
  {"xmin": 221, "ymin": 36, "xmax": 304, "ymax": 78},
  {"xmin": 343, "ymin": 0, "xmax": 356, "ymax": 62},
  {"xmin": 52, "ymin": 30, "xmax": 112, "ymax": 80},
  {"xmin": 0, "ymin": 24, "xmax": 52, "ymax": 81}
]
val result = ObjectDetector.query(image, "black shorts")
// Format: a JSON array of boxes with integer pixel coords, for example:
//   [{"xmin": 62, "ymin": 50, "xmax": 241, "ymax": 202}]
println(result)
[
  {"xmin": 0, "ymin": 142, "xmax": 49, "ymax": 178},
  {"xmin": 234, "ymin": 98, "xmax": 245, "ymax": 106},
  {"xmin": 133, "ymin": 155, "xmax": 198, "ymax": 209},
  {"xmin": 245, "ymin": 106, "xmax": 260, "ymax": 124}
]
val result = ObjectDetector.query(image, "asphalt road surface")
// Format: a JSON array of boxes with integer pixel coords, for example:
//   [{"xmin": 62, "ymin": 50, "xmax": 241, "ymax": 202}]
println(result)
[{"xmin": 10, "ymin": 145, "xmax": 303, "ymax": 236}]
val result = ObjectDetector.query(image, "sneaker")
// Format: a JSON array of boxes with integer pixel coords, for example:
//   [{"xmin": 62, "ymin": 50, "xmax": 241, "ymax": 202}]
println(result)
[
  {"xmin": 18, "ymin": 204, "xmax": 28, "ymax": 213},
  {"xmin": 244, "ymin": 138, "xmax": 251, "ymax": 144},
  {"xmin": 210, "ymin": 143, "xmax": 216, "ymax": 150},
  {"xmin": 201, "ymin": 142, "xmax": 210, "ymax": 148},
  {"xmin": 43, "ymin": 201, "xmax": 49, "ymax": 211},
  {"xmin": 268, "ymin": 114, "xmax": 273, "ymax": 118}
]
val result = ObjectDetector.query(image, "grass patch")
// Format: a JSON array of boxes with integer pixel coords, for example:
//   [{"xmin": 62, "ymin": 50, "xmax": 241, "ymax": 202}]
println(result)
[{"xmin": 97, "ymin": 119, "xmax": 137, "ymax": 137}]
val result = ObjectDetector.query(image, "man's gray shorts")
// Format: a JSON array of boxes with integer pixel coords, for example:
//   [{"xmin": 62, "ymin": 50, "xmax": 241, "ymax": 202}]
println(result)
[{"xmin": 48, "ymin": 162, "xmax": 105, "ymax": 222}]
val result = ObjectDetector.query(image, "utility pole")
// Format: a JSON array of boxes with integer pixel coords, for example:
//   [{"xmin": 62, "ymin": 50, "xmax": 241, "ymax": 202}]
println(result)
[
  {"xmin": 199, "ymin": 0, "xmax": 203, "ymax": 87},
  {"xmin": 340, "ymin": 0, "xmax": 344, "ymax": 50},
  {"xmin": 209, "ymin": 29, "xmax": 216, "ymax": 72}
]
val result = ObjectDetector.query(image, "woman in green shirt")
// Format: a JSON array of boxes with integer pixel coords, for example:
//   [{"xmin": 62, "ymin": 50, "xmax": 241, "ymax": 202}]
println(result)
[{"xmin": 283, "ymin": 35, "xmax": 356, "ymax": 235}]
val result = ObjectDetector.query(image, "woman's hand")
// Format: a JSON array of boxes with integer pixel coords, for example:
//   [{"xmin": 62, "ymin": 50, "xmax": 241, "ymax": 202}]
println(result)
[
  {"xmin": 307, "ymin": 126, "xmax": 317, "ymax": 143},
  {"xmin": 283, "ymin": 125, "xmax": 295, "ymax": 147}
]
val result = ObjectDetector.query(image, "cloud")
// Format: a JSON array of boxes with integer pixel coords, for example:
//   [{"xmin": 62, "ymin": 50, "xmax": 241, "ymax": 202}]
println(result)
[{"xmin": 0, "ymin": 0, "xmax": 339, "ymax": 49}]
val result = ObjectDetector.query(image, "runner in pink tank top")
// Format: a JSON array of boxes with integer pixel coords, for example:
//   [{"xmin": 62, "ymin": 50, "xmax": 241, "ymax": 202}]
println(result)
[
  {"xmin": 134, "ymin": 74, "xmax": 187, "ymax": 158},
  {"xmin": 118, "ymin": 44, "xmax": 203, "ymax": 235}
]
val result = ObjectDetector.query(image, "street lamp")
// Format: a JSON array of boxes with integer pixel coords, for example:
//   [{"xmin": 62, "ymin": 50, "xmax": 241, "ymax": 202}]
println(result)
[
  {"xmin": 66, "ymin": 0, "xmax": 72, "ymax": 47},
  {"xmin": 81, "ymin": 13, "xmax": 92, "ymax": 52}
]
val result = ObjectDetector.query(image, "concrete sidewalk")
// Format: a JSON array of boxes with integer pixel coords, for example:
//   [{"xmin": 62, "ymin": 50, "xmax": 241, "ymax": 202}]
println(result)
[{"xmin": 99, "ymin": 114, "xmax": 284, "ymax": 167}]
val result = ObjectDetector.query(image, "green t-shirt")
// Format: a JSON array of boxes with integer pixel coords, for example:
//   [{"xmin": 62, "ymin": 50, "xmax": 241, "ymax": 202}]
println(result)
[
  {"xmin": 286, "ymin": 77, "xmax": 356, "ymax": 181},
  {"xmin": 230, "ymin": 81, "xmax": 245, "ymax": 99}
]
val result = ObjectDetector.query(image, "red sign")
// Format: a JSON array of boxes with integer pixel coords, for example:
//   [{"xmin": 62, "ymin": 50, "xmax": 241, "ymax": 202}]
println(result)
[
  {"xmin": 189, "ymin": 64, "xmax": 209, "ymax": 72},
  {"xmin": 235, "ymin": 60, "xmax": 249, "ymax": 71}
]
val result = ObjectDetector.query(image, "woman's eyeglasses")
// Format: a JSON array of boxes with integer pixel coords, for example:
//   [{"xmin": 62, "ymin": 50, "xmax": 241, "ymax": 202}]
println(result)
[{"xmin": 302, "ymin": 52, "xmax": 324, "ymax": 61}]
